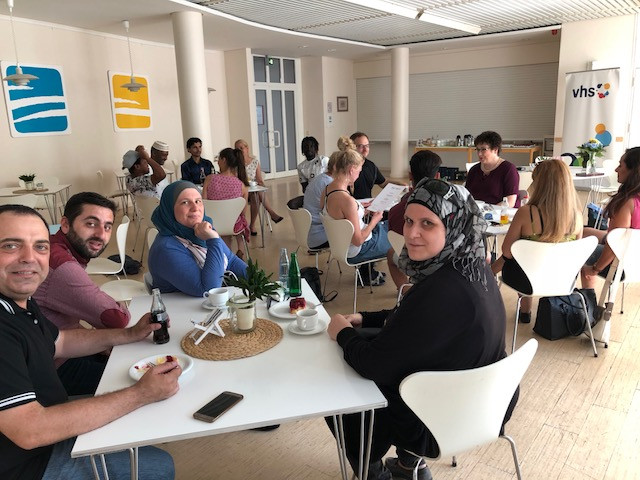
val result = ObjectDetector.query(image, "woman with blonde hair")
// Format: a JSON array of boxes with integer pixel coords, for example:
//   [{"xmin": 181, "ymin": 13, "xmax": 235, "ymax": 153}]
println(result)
[
  {"xmin": 492, "ymin": 159, "xmax": 583, "ymax": 323},
  {"xmin": 234, "ymin": 139, "xmax": 283, "ymax": 235},
  {"xmin": 320, "ymin": 136, "xmax": 391, "ymax": 285}
]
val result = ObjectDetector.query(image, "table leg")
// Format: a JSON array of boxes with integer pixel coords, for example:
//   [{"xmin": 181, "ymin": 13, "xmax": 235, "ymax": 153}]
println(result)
[
  {"xmin": 42, "ymin": 194, "xmax": 57, "ymax": 224},
  {"xmin": 333, "ymin": 415, "xmax": 349, "ymax": 480},
  {"xmin": 259, "ymin": 191, "xmax": 265, "ymax": 248},
  {"xmin": 129, "ymin": 447, "xmax": 139, "ymax": 480},
  {"xmin": 334, "ymin": 410, "xmax": 375, "ymax": 480}
]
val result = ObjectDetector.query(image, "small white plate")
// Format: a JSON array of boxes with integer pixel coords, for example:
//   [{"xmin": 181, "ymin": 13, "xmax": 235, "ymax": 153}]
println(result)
[
  {"xmin": 269, "ymin": 300, "xmax": 317, "ymax": 320},
  {"xmin": 202, "ymin": 300, "xmax": 228, "ymax": 310},
  {"xmin": 288, "ymin": 319, "xmax": 328, "ymax": 336},
  {"xmin": 129, "ymin": 354, "xmax": 194, "ymax": 382}
]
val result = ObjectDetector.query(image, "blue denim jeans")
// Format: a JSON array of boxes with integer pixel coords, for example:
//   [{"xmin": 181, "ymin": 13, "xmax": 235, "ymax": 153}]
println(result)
[
  {"xmin": 348, "ymin": 222, "xmax": 391, "ymax": 264},
  {"xmin": 41, "ymin": 438, "xmax": 174, "ymax": 480}
]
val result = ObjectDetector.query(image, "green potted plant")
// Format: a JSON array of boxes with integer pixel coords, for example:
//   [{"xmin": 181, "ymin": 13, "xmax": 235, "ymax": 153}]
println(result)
[
  {"xmin": 18, "ymin": 174, "xmax": 36, "ymax": 191},
  {"xmin": 577, "ymin": 139, "xmax": 605, "ymax": 175},
  {"xmin": 225, "ymin": 259, "xmax": 279, "ymax": 333}
]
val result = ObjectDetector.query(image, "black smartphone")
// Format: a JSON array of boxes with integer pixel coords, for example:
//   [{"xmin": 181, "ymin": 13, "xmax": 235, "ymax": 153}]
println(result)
[{"xmin": 193, "ymin": 391, "xmax": 244, "ymax": 423}]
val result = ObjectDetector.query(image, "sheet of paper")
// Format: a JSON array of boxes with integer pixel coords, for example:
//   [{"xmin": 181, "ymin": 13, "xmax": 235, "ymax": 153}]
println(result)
[{"xmin": 367, "ymin": 184, "xmax": 408, "ymax": 212}]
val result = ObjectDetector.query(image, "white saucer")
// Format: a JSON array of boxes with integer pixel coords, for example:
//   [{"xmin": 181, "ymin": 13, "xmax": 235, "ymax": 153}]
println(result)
[
  {"xmin": 288, "ymin": 319, "xmax": 328, "ymax": 336},
  {"xmin": 129, "ymin": 354, "xmax": 193, "ymax": 383},
  {"xmin": 269, "ymin": 300, "xmax": 317, "ymax": 320},
  {"xmin": 202, "ymin": 300, "xmax": 228, "ymax": 310}
]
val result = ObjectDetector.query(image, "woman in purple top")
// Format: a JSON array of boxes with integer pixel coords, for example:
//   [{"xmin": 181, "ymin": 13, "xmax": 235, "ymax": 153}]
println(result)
[{"xmin": 465, "ymin": 131, "xmax": 520, "ymax": 207}]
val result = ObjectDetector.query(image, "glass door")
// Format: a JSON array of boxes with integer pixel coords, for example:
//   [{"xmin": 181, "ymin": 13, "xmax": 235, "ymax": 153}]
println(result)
[{"xmin": 253, "ymin": 56, "xmax": 300, "ymax": 178}]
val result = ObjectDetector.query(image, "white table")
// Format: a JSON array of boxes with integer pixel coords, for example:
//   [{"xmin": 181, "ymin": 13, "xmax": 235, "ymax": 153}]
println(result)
[
  {"xmin": 71, "ymin": 283, "xmax": 386, "ymax": 480},
  {"xmin": 248, "ymin": 184, "xmax": 269, "ymax": 248},
  {"xmin": 0, "ymin": 184, "xmax": 71, "ymax": 223},
  {"xmin": 477, "ymin": 202, "xmax": 516, "ymax": 258}
]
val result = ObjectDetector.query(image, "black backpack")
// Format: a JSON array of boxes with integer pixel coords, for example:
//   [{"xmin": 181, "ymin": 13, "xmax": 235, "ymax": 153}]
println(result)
[
  {"xmin": 108, "ymin": 254, "xmax": 142, "ymax": 275},
  {"xmin": 300, "ymin": 266, "xmax": 336, "ymax": 303}
]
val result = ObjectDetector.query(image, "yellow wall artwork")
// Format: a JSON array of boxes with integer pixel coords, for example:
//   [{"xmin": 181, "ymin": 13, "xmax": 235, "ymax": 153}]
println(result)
[{"xmin": 108, "ymin": 71, "xmax": 152, "ymax": 131}]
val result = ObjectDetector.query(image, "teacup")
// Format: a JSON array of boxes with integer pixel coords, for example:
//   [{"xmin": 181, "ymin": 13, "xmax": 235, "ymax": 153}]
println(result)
[
  {"xmin": 296, "ymin": 308, "xmax": 318, "ymax": 331},
  {"xmin": 203, "ymin": 287, "xmax": 229, "ymax": 307},
  {"xmin": 249, "ymin": 180, "xmax": 258, "ymax": 187}
]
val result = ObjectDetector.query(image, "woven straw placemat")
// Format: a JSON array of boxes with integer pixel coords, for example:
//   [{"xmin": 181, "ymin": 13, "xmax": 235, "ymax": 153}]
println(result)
[
  {"xmin": 181, "ymin": 317, "xmax": 282, "ymax": 361},
  {"xmin": 13, "ymin": 188, "xmax": 48, "ymax": 194}
]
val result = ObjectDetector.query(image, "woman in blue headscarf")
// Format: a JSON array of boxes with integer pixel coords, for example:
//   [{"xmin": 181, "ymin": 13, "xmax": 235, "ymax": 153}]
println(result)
[{"xmin": 148, "ymin": 181, "xmax": 247, "ymax": 296}]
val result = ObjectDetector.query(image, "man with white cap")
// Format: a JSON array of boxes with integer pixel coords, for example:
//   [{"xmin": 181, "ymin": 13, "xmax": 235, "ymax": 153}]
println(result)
[
  {"xmin": 150, "ymin": 140, "xmax": 170, "ymax": 196},
  {"xmin": 122, "ymin": 145, "xmax": 166, "ymax": 199}
]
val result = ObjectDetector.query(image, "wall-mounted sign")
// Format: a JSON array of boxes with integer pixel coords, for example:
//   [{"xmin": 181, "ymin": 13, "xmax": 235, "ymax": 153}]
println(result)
[
  {"xmin": 1, "ymin": 62, "xmax": 71, "ymax": 137},
  {"xmin": 108, "ymin": 71, "xmax": 152, "ymax": 131}
]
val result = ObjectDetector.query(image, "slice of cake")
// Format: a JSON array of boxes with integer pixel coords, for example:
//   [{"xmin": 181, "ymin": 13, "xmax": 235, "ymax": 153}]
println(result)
[{"xmin": 289, "ymin": 297, "xmax": 307, "ymax": 314}]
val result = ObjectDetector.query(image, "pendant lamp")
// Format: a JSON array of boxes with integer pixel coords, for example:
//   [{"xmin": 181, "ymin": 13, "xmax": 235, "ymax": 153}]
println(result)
[
  {"xmin": 2, "ymin": 0, "xmax": 38, "ymax": 86},
  {"xmin": 121, "ymin": 20, "xmax": 146, "ymax": 92}
]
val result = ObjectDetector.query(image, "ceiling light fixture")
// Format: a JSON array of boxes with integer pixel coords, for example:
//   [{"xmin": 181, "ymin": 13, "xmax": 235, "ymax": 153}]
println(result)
[
  {"xmin": 2, "ymin": 0, "xmax": 38, "ymax": 86},
  {"xmin": 121, "ymin": 20, "xmax": 146, "ymax": 92},
  {"xmin": 342, "ymin": 0, "xmax": 481, "ymax": 35}
]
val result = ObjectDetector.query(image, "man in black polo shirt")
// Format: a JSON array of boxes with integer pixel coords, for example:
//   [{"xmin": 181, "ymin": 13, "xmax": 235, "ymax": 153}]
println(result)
[
  {"xmin": 180, "ymin": 136, "xmax": 215, "ymax": 185},
  {"xmin": 0, "ymin": 205, "xmax": 180, "ymax": 480},
  {"xmin": 349, "ymin": 131, "xmax": 390, "ymax": 199}
]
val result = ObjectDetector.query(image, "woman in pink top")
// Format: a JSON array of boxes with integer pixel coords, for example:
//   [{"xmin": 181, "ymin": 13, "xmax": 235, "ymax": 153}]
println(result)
[
  {"xmin": 582, "ymin": 146, "xmax": 640, "ymax": 287},
  {"xmin": 203, "ymin": 147, "xmax": 250, "ymax": 259}
]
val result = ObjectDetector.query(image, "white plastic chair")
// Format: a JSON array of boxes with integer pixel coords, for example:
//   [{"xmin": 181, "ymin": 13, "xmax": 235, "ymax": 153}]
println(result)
[
  {"xmin": 0, "ymin": 194, "xmax": 38, "ymax": 207},
  {"xmin": 97, "ymin": 170, "xmax": 130, "ymax": 215},
  {"xmin": 147, "ymin": 227, "xmax": 158, "ymax": 251},
  {"xmin": 86, "ymin": 216, "xmax": 131, "ymax": 277},
  {"xmin": 594, "ymin": 228, "xmax": 640, "ymax": 347},
  {"xmin": 287, "ymin": 206, "xmax": 331, "ymax": 269},
  {"xmin": 321, "ymin": 214, "xmax": 386, "ymax": 313},
  {"xmin": 387, "ymin": 230, "xmax": 411, "ymax": 303},
  {"xmin": 504, "ymin": 237, "xmax": 599, "ymax": 356},
  {"xmin": 465, "ymin": 161, "xmax": 479, "ymax": 172},
  {"xmin": 131, "ymin": 195, "xmax": 159, "ymax": 262},
  {"xmin": 202, "ymin": 198, "xmax": 249, "ymax": 258},
  {"xmin": 100, "ymin": 279, "xmax": 149, "ymax": 303},
  {"xmin": 399, "ymin": 339, "xmax": 538, "ymax": 480}
]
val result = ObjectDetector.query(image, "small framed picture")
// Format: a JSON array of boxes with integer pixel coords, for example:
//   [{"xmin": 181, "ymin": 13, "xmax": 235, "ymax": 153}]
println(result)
[{"xmin": 337, "ymin": 96, "xmax": 348, "ymax": 112}]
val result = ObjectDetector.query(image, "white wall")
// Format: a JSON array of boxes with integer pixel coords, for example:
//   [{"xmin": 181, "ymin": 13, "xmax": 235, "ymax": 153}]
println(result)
[
  {"xmin": 554, "ymin": 15, "xmax": 637, "ymax": 159},
  {"xmin": 224, "ymin": 48, "xmax": 255, "ymax": 151},
  {"xmin": 0, "ymin": 17, "xmax": 229, "ymax": 194}
]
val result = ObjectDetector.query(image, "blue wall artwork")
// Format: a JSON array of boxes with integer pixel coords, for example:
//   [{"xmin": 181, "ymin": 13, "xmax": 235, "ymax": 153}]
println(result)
[{"xmin": 1, "ymin": 62, "xmax": 71, "ymax": 137}]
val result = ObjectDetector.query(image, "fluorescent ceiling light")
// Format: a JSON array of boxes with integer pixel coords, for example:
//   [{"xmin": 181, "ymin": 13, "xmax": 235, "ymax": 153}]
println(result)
[{"xmin": 342, "ymin": 0, "xmax": 481, "ymax": 35}]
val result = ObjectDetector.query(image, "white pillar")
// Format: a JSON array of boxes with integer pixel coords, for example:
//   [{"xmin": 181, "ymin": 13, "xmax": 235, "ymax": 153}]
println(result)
[
  {"xmin": 390, "ymin": 47, "xmax": 409, "ymax": 179},
  {"xmin": 171, "ymin": 11, "xmax": 213, "ymax": 161}
]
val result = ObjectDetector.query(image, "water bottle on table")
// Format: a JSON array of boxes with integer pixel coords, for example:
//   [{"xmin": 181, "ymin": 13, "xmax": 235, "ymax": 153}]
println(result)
[
  {"xmin": 288, "ymin": 252, "xmax": 302, "ymax": 297},
  {"xmin": 278, "ymin": 247, "xmax": 289, "ymax": 295}
]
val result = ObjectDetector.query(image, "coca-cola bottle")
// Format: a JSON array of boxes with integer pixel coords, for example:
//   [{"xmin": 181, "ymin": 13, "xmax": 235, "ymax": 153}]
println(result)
[{"xmin": 150, "ymin": 288, "xmax": 170, "ymax": 344}]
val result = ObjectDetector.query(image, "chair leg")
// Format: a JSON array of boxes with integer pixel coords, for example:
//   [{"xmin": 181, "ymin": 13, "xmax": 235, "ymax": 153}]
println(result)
[
  {"xmin": 368, "ymin": 263, "xmax": 373, "ymax": 293},
  {"xmin": 353, "ymin": 267, "xmax": 359, "ymax": 314},
  {"xmin": 576, "ymin": 292, "xmax": 598, "ymax": 357},
  {"xmin": 512, "ymin": 296, "xmax": 523, "ymax": 354},
  {"xmin": 242, "ymin": 235, "xmax": 251, "ymax": 260},
  {"xmin": 501, "ymin": 434, "xmax": 522, "ymax": 480},
  {"xmin": 621, "ymin": 283, "xmax": 625, "ymax": 313}
]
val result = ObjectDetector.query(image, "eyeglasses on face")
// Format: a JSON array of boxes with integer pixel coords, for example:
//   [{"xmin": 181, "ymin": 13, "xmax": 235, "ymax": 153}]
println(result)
[
  {"xmin": 356, "ymin": 144, "xmax": 370, "ymax": 149},
  {"xmin": 475, "ymin": 147, "xmax": 491, "ymax": 153}
]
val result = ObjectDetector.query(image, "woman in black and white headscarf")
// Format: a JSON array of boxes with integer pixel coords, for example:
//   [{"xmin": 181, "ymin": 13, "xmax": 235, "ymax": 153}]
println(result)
[{"xmin": 327, "ymin": 178, "xmax": 517, "ymax": 480}]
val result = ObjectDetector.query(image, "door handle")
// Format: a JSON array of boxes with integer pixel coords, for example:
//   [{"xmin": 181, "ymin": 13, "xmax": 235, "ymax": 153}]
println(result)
[
  {"xmin": 273, "ymin": 130, "xmax": 281, "ymax": 148},
  {"xmin": 261, "ymin": 129, "xmax": 270, "ymax": 148}
]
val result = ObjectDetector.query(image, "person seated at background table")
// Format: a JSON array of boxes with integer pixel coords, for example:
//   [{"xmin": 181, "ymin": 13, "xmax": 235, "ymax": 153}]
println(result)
[
  {"xmin": 0, "ymin": 204, "xmax": 178, "ymax": 480},
  {"xmin": 33, "ymin": 192, "xmax": 130, "ymax": 396},
  {"xmin": 148, "ymin": 181, "xmax": 247, "ymax": 297},
  {"xmin": 466, "ymin": 130, "xmax": 520, "ymax": 207},
  {"xmin": 350, "ymin": 131, "xmax": 389, "ymax": 200},
  {"xmin": 303, "ymin": 152, "xmax": 337, "ymax": 250},
  {"xmin": 491, "ymin": 159, "xmax": 583, "ymax": 324},
  {"xmin": 234, "ymin": 138, "xmax": 283, "ymax": 234},
  {"xmin": 321, "ymin": 136, "xmax": 391, "ymax": 286},
  {"xmin": 386, "ymin": 150, "xmax": 441, "ymax": 290},
  {"xmin": 326, "ymin": 179, "xmax": 516, "ymax": 480},
  {"xmin": 203, "ymin": 147, "xmax": 250, "ymax": 259},
  {"xmin": 297, "ymin": 136, "xmax": 328, "ymax": 193},
  {"xmin": 180, "ymin": 137, "xmax": 215, "ymax": 185},
  {"xmin": 123, "ymin": 145, "xmax": 166, "ymax": 199},
  {"xmin": 149, "ymin": 140, "xmax": 171, "ymax": 197},
  {"xmin": 581, "ymin": 146, "xmax": 640, "ymax": 288}
]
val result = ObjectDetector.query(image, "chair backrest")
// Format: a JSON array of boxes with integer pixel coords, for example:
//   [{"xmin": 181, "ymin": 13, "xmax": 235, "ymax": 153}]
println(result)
[
  {"xmin": 387, "ymin": 230, "xmax": 405, "ymax": 256},
  {"xmin": 0, "ymin": 194, "xmax": 38, "ymax": 208},
  {"xmin": 510, "ymin": 236, "xmax": 598, "ymax": 296},
  {"xmin": 321, "ymin": 214, "xmax": 355, "ymax": 264},
  {"xmin": 400, "ymin": 339, "xmax": 538, "ymax": 460},
  {"xmin": 147, "ymin": 227, "xmax": 158, "ymax": 251},
  {"xmin": 518, "ymin": 171, "xmax": 533, "ymax": 191},
  {"xmin": 115, "ymin": 216, "xmax": 130, "ymax": 268},
  {"xmin": 465, "ymin": 161, "xmax": 479, "ymax": 172},
  {"xmin": 606, "ymin": 228, "xmax": 640, "ymax": 285},
  {"xmin": 561, "ymin": 153, "xmax": 577, "ymax": 166},
  {"xmin": 134, "ymin": 195, "xmax": 160, "ymax": 229},
  {"xmin": 288, "ymin": 206, "xmax": 312, "ymax": 250},
  {"xmin": 202, "ymin": 198, "xmax": 246, "ymax": 236}
]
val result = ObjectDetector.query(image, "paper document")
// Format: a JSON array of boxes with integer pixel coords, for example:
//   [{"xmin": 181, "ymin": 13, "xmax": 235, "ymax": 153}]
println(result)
[{"xmin": 367, "ymin": 184, "xmax": 408, "ymax": 212}]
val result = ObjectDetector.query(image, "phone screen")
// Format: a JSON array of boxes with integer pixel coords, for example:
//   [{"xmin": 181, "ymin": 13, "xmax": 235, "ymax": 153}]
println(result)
[{"xmin": 193, "ymin": 391, "xmax": 244, "ymax": 423}]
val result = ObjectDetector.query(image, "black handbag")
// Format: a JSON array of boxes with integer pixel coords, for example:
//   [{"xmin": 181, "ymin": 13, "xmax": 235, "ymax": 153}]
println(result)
[{"xmin": 533, "ymin": 288, "xmax": 597, "ymax": 340}]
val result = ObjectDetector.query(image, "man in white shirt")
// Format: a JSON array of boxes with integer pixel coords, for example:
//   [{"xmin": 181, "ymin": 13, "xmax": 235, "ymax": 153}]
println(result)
[
  {"xmin": 150, "ymin": 140, "xmax": 170, "ymax": 197},
  {"xmin": 297, "ymin": 136, "xmax": 328, "ymax": 193},
  {"xmin": 123, "ymin": 145, "xmax": 166, "ymax": 199}
]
